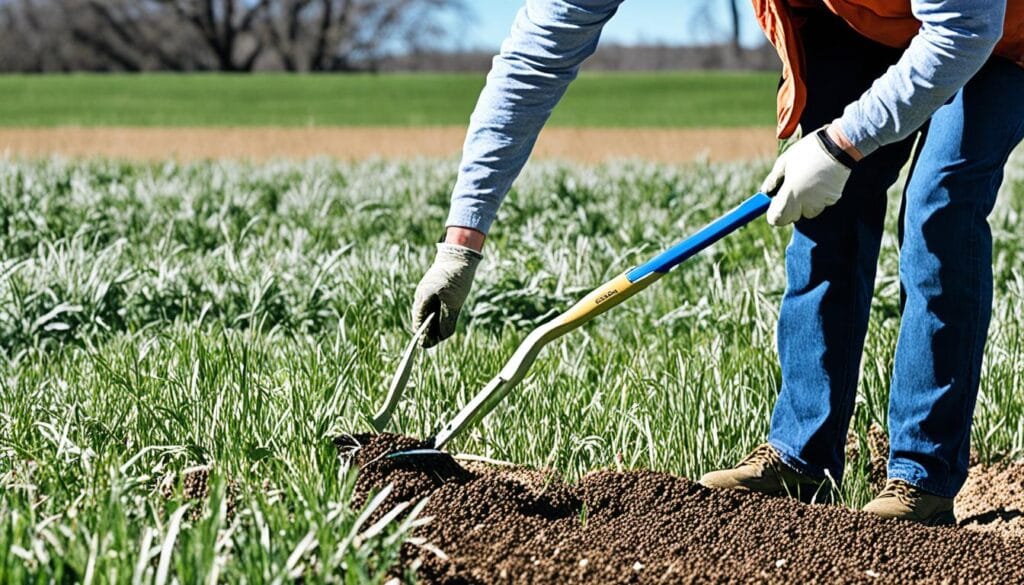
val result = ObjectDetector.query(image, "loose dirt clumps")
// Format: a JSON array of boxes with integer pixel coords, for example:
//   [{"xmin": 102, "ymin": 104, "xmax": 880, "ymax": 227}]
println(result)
[
  {"xmin": 865, "ymin": 424, "xmax": 890, "ymax": 494},
  {"xmin": 336, "ymin": 433, "xmax": 473, "ymax": 508},
  {"xmin": 157, "ymin": 464, "xmax": 241, "ymax": 522},
  {"xmin": 957, "ymin": 461, "xmax": 1024, "ymax": 539},
  {"xmin": 345, "ymin": 434, "xmax": 1024, "ymax": 584}
]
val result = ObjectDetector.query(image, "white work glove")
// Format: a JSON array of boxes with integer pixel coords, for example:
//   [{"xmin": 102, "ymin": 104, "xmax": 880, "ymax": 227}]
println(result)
[
  {"xmin": 761, "ymin": 127, "xmax": 854, "ymax": 227},
  {"xmin": 412, "ymin": 243, "xmax": 482, "ymax": 348}
]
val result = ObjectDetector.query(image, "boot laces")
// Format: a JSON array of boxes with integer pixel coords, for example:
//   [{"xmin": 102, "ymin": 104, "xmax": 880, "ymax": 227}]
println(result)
[
  {"xmin": 879, "ymin": 479, "xmax": 919, "ymax": 503},
  {"xmin": 739, "ymin": 444, "xmax": 783, "ymax": 469}
]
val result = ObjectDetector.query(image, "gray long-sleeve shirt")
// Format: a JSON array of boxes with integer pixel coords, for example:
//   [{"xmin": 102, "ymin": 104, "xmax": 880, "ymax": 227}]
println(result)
[{"xmin": 446, "ymin": 0, "xmax": 1007, "ymax": 235}]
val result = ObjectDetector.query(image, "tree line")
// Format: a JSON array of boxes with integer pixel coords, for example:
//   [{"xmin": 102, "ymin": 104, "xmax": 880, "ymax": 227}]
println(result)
[
  {"xmin": 0, "ymin": 0, "xmax": 467, "ymax": 72},
  {"xmin": 0, "ymin": 0, "xmax": 771, "ymax": 73}
]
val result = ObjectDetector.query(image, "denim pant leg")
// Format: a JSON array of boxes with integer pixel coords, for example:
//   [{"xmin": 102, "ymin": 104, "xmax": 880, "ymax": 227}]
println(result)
[
  {"xmin": 768, "ymin": 138, "xmax": 912, "ymax": 483},
  {"xmin": 888, "ymin": 58, "xmax": 1024, "ymax": 498},
  {"xmin": 764, "ymin": 10, "xmax": 915, "ymax": 484}
]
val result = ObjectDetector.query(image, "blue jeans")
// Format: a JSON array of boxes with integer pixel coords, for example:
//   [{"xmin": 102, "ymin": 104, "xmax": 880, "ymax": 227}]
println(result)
[{"xmin": 766, "ymin": 13, "xmax": 1024, "ymax": 497}]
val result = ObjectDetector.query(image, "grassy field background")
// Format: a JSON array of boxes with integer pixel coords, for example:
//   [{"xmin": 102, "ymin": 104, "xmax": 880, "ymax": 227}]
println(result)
[
  {"xmin": 2, "ymin": 155, "xmax": 1023, "ymax": 580},
  {"xmin": 0, "ymin": 73, "xmax": 778, "ymax": 127},
  {"xmin": 3, "ymin": 70, "xmax": 1022, "ymax": 580}
]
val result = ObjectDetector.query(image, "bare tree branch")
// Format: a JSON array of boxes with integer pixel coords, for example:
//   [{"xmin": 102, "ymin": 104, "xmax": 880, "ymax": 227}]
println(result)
[
  {"xmin": 0, "ymin": 0, "xmax": 469, "ymax": 72},
  {"xmin": 70, "ymin": 27, "xmax": 142, "ymax": 71}
]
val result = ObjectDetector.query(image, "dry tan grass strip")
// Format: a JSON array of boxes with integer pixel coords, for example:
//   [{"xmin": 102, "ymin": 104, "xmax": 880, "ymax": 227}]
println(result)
[{"xmin": 0, "ymin": 126, "xmax": 777, "ymax": 164}]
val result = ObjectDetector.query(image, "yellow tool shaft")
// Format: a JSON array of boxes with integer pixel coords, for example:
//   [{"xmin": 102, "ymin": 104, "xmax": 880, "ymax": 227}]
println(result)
[{"xmin": 433, "ymin": 270, "xmax": 662, "ymax": 449}]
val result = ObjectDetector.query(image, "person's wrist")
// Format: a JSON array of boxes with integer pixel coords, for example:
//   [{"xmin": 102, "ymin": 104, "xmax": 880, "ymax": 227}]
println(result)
[
  {"xmin": 444, "ymin": 226, "xmax": 485, "ymax": 252},
  {"xmin": 826, "ymin": 123, "xmax": 863, "ymax": 162}
]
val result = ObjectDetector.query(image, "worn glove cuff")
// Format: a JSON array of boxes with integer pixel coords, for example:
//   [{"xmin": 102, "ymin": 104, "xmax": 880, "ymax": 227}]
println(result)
[
  {"xmin": 816, "ymin": 128, "xmax": 858, "ymax": 169},
  {"xmin": 436, "ymin": 242, "xmax": 483, "ymax": 264}
]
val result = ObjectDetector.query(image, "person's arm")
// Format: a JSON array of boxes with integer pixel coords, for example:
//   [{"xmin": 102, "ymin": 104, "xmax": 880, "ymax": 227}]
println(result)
[
  {"xmin": 413, "ymin": 0, "xmax": 622, "ymax": 346},
  {"xmin": 833, "ymin": 0, "xmax": 1006, "ymax": 158},
  {"xmin": 445, "ymin": 0, "xmax": 624, "ymax": 243},
  {"xmin": 763, "ymin": 0, "xmax": 1007, "ymax": 226}
]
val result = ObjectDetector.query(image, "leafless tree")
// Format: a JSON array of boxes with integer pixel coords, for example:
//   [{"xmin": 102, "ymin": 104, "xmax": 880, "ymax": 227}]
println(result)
[
  {"xmin": 151, "ymin": 0, "xmax": 270, "ymax": 71},
  {"xmin": 725, "ymin": 0, "xmax": 742, "ymax": 56},
  {"xmin": 260, "ymin": 0, "xmax": 469, "ymax": 72},
  {"xmin": 687, "ymin": 0, "xmax": 751, "ymax": 68},
  {"xmin": 58, "ymin": 0, "xmax": 280, "ymax": 72},
  {"xmin": 0, "ymin": 0, "xmax": 468, "ymax": 72},
  {"xmin": 0, "ymin": 0, "xmax": 57, "ymax": 71},
  {"xmin": 692, "ymin": 0, "xmax": 745, "ymax": 51},
  {"xmin": 63, "ymin": 1, "xmax": 215, "ymax": 71}
]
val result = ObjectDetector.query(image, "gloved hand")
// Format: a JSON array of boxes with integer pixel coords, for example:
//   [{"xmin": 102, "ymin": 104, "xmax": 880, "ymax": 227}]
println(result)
[
  {"xmin": 761, "ymin": 127, "xmax": 855, "ymax": 226},
  {"xmin": 412, "ymin": 243, "xmax": 482, "ymax": 347}
]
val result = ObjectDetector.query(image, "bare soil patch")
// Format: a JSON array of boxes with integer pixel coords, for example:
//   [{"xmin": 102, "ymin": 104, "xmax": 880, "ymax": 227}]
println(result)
[
  {"xmin": 0, "ymin": 127, "xmax": 776, "ymax": 164},
  {"xmin": 956, "ymin": 461, "xmax": 1024, "ymax": 539},
  {"xmin": 339, "ymin": 433, "xmax": 1024, "ymax": 584}
]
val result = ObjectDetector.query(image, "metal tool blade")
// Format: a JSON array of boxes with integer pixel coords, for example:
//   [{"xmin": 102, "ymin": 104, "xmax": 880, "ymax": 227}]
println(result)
[
  {"xmin": 386, "ymin": 447, "xmax": 445, "ymax": 459},
  {"xmin": 370, "ymin": 315, "xmax": 433, "ymax": 432}
]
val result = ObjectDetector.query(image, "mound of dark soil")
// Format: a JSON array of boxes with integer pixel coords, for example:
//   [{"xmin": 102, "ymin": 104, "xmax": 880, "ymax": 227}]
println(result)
[
  {"xmin": 337, "ymin": 433, "xmax": 472, "ymax": 506},
  {"xmin": 343, "ymin": 434, "xmax": 1024, "ymax": 583},
  {"xmin": 957, "ymin": 461, "xmax": 1024, "ymax": 539}
]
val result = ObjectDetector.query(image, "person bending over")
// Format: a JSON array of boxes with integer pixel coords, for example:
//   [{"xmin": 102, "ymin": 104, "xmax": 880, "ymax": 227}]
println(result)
[{"xmin": 410, "ymin": 0, "xmax": 1024, "ymax": 526}]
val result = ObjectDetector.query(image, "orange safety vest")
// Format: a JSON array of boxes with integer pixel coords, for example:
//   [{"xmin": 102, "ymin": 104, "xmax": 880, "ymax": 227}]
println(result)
[{"xmin": 755, "ymin": 0, "xmax": 1024, "ymax": 138}]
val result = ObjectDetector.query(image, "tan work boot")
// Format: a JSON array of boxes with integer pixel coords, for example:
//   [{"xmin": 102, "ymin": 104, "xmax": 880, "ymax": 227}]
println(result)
[
  {"xmin": 862, "ymin": 479, "xmax": 955, "ymax": 526},
  {"xmin": 699, "ymin": 443, "xmax": 833, "ymax": 503}
]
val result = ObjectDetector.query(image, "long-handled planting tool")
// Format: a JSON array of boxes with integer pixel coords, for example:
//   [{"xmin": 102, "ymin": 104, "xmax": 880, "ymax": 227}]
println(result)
[
  {"xmin": 370, "ymin": 315, "xmax": 433, "ymax": 432},
  {"xmin": 380, "ymin": 191, "xmax": 772, "ymax": 457}
]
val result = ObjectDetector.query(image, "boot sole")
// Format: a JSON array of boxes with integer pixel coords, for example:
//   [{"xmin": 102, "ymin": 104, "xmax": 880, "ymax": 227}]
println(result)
[{"xmin": 863, "ymin": 508, "xmax": 957, "ymax": 526}]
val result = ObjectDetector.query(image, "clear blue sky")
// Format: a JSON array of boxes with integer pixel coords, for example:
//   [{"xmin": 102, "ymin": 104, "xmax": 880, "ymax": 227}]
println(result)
[{"xmin": 459, "ymin": 0, "xmax": 766, "ymax": 50}]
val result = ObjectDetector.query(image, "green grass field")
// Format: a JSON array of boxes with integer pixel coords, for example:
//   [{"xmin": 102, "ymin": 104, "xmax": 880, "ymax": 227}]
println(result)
[
  {"xmin": 0, "ymin": 72, "xmax": 778, "ymax": 128},
  {"xmin": 2, "ymin": 155, "xmax": 1023, "ymax": 580}
]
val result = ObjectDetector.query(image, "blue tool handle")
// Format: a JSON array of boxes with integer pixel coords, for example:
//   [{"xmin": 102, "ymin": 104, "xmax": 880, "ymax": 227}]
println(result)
[{"xmin": 625, "ymin": 192, "xmax": 771, "ymax": 283}]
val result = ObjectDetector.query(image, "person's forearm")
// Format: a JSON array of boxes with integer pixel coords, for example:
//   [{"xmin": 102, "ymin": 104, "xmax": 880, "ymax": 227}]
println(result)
[
  {"xmin": 826, "ymin": 124, "xmax": 864, "ymax": 162},
  {"xmin": 445, "ymin": 226, "xmax": 486, "ymax": 252},
  {"xmin": 836, "ymin": 0, "xmax": 1006, "ymax": 156},
  {"xmin": 444, "ymin": 0, "xmax": 623, "ymax": 236}
]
